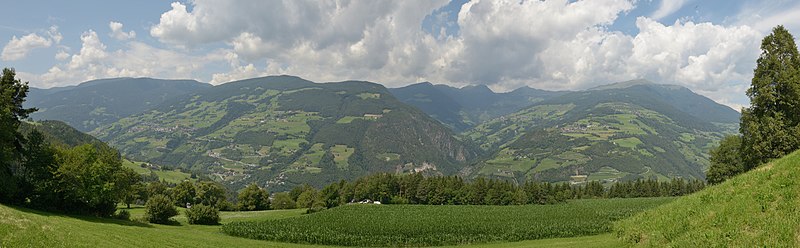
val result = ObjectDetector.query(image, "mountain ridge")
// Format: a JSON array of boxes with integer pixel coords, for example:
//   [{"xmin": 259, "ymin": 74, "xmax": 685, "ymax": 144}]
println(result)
[
  {"xmin": 93, "ymin": 75, "xmax": 478, "ymax": 191},
  {"xmin": 27, "ymin": 77, "xmax": 210, "ymax": 132}
]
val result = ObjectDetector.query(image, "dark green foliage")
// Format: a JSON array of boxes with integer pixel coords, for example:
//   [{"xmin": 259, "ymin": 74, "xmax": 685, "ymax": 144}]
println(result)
[
  {"xmin": 116, "ymin": 167, "xmax": 144, "ymax": 209},
  {"xmin": 298, "ymin": 173, "xmax": 703, "ymax": 208},
  {"xmin": 27, "ymin": 77, "xmax": 209, "ymax": 132},
  {"xmin": 196, "ymin": 181, "xmax": 227, "ymax": 208},
  {"xmin": 18, "ymin": 120, "xmax": 103, "ymax": 147},
  {"xmin": 270, "ymin": 192, "xmax": 296, "ymax": 210},
  {"xmin": 222, "ymin": 198, "xmax": 671, "ymax": 247},
  {"xmin": 740, "ymin": 25, "xmax": 800, "ymax": 169},
  {"xmin": 706, "ymin": 135, "xmax": 744, "ymax": 184},
  {"xmin": 0, "ymin": 69, "xmax": 144, "ymax": 218},
  {"xmin": 233, "ymin": 130, "xmax": 276, "ymax": 146},
  {"xmin": 236, "ymin": 183, "xmax": 269, "ymax": 211},
  {"xmin": 51, "ymin": 144, "xmax": 127, "ymax": 216},
  {"xmin": 0, "ymin": 68, "xmax": 37, "ymax": 202},
  {"xmin": 145, "ymin": 194, "xmax": 179, "ymax": 224},
  {"xmin": 172, "ymin": 181, "xmax": 197, "ymax": 207},
  {"xmin": 389, "ymin": 82, "xmax": 566, "ymax": 131},
  {"xmin": 114, "ymin": 209, "xmax": 131, "ymax": 221},
  {"xmin": 295, "ymin": 188, "xmax": 318, "ymax": 209},
  {"xmin": 185, "ymin": 204, "xmax": 220, "ymax": 225}
]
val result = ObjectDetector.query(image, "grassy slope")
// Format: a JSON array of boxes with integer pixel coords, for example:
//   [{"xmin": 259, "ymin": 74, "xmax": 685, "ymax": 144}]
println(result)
[
  {"xmin": 0, "ymin": 202, "xmax": 630, "ymax": 248},
  {"xmin": 615, "ymin": 150, "xmax": 800, "ymax": 247}
]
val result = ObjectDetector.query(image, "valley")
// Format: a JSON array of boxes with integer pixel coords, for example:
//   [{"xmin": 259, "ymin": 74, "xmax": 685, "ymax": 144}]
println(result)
[
  {"xmin": 4, "ymin": 1, "xmax": 800, "ymax": 247},
  {"xmin": 24, "ymin": 77, "xmax": 737, "ymax": 192}
]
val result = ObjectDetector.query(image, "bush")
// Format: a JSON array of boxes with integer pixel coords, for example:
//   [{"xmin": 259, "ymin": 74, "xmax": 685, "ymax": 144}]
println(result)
[
  {"xmin": 114, "ymin": 209, "xmax": 131, "ymax": 221},
  {"xmin": 185, "ymin": 204, "xmax": 220, "ymax": 225},
  {"xmin": 145, "ymin": 194, "xmax": 178, "ymax": 224}
]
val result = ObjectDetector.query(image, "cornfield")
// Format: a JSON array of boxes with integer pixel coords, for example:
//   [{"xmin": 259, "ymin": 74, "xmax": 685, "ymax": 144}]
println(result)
[{"xmin": 222, "ymin": 197, "xmax": 672, "ymax": 246}]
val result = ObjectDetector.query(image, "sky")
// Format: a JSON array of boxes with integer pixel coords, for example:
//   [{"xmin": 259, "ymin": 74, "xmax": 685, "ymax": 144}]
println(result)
[{"xmin": 2, "ymin": 0, "xmax": 800, "ymax": 110}]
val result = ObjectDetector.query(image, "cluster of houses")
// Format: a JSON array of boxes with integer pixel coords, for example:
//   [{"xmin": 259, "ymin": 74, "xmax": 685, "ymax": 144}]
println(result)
[{"xmin": 128, "ymin": 122, "xmax": 196, "ymax": 134}]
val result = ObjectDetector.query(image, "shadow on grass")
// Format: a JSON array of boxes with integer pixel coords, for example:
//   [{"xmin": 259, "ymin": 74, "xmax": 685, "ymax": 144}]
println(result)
[
  {"xmin": 10, "ymin": 205, "xmax": 153, "ymax": 228},
  {"xmin": 150, "ymin": 219, "xmax": 183, "ymax": 226}
]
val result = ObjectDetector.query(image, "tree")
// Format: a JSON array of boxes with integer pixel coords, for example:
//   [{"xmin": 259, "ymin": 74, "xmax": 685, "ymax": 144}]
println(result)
[
  {"xmin": 16, "ymin": 130, "xmax": 57, "ymax": 206},
  {"xmin": 185, "ymin": 204, "xmax": 220, "ymax": 225},
  {"xmin": 295, "ymin": 188, "xmax": 318, "ymax": 209},
  {"xmin": 0, "ymin": 68, "xmax": 37, "ymax": 202},
  {"xmin": 706, "ymin": 135, "xmax": 744, "ymax": 184},
  {"xmin": 271, "ymin": 192, "xmax": 296, "ymax": 210},
  {"xmin": 236, "ymin": 183, "xmax": 269, "ymax": 211},
  {"xmin": 115, "ymin": 167, "xmax": 143, "ymax": 208},
  {"xmin": 172, "ymin": 181, "xmax": 197, "ymax": 207},
  {"xmin": 145, "ymin": 194, "xmax": 178, "ymax": 224},
  {"xmin": 196, "ymin": 181, "xmax": 227, "ymax": 208},
  {"xmin": 53, "ymin": 144, "xmax": 124, "ymax": 216},
  {"xmin": 740, "ymin": 25, "xmax": 800, "ymax": 170}
]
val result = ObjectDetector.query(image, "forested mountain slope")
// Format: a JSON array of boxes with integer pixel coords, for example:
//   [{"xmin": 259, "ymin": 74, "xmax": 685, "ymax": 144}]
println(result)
[
  {"xmin": 464, "ymin": 80, "xmax": 739, "ymax": 184},
  {"xmin": 93, "ymin": 76, "xmax": 477, "ymax": 191},
  {"xmin": 389, "ymin": 82, "xmax": 565, "ymax": 131},
  {"xmin": 27, "ymin": 77, "xmax": 210, "ymax": 132}
]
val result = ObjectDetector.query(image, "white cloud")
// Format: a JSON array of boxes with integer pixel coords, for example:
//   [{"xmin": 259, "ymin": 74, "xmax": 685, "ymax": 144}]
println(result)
[
  {"xmin": 141, "ymin": 0, "xmax": 764, "ymax": 109},
  {"xmin": 17, "ymin": 0, "xmax": 766, "ymax": 109},
  {"xmin": 54, "ymin": 49, "xmax": 69, "ymax": 60},
  {"xmin": 650, "ymin": 0, "xmax": 689, "ymax": 20},
  {"xmin": 1, "ymin": 26, "xmax": 62, "ymax": 61},
  {"xmin": 23, "ymin": 29, "xmax": 227, "ymax": 88},
  {"xmin": 109, "ymin": 21, "xmax": 136, "ymax": 40},
  {"xmin": 1, "ymin": 34, "xmax": 51, "ymax": 61},
  {"xmin": 734, "ymin": 1, "xmax": 800, "ymax": 34}
]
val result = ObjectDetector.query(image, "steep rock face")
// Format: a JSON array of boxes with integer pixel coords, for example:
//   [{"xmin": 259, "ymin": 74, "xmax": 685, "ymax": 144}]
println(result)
[
  {"xmin": 94, "ymin": 76, "xmax": 477, "ymax": 190},
  {"xmin": 464, "ymin": 82, "xmax": 739, "ymax": 184}
]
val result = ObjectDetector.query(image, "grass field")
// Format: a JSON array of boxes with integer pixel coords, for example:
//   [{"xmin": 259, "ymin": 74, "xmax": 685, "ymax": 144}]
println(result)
[
  {"xmin": 223, "ymin": 198, "xmax": 672, "ymax": 247},
  {"xmin": 122, "ymin": 159, "xmax": 193, "ymax": 183},
  {"xmin": 615, "ymin": 150, "xmax": 800, "ymax": 247},
  {"xmin": 0, "ymin": 202, "xmax": 637, "ymax": 248}
]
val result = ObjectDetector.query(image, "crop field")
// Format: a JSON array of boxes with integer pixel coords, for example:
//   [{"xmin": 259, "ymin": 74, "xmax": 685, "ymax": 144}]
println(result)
[
  {"xmin": 222, "ymin": 197, "xmax": 673, "ymax": 247},
  {"xmin": 0, "ymin": 202, "xmax": 628, "ymax": 248}
]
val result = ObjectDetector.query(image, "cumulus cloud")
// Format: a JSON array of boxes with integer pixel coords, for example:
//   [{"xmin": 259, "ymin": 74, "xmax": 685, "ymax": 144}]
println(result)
[
  {"xmin": 109, "ymin": 21, "xmax": 136, "ymax": 40},
  {"xmin": 54, "ymin": 49, "xmax": 70, "ymax": 60},
  {"xmin": 16, "ymin": 0, "xmax": 767, "ymax": 109},
  {"xmin": 23, "ymin": 29, "xmax": 226, "ymax": 88},
  {"xmin": 141, "ymin": 0, "xmax": 765, "ymax": 108},
  {"xmin": 1, "ymin": 26, "xmax": 62, "ymax": 61}
]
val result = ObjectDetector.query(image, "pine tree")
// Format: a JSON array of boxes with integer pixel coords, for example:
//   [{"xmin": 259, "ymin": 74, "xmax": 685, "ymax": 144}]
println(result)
[
  {"xmin": 740, "ymin": 25, "xmax": 800, "ymax": 169},
  {"xmin": 0, "ymin": 68, "xmax": 37, "ymax": 202}
]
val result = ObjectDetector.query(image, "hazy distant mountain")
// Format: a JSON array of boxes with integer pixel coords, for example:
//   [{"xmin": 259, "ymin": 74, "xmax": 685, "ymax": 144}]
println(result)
[
  {"xmin": 464, "ymin": 80, "xmax": 740, "ymax": 183},
  {"xmin": 389, "ymin": 83, "xmax": 565, "ymax": 131},
  {"xmin": 93, "ymin": 76, "xmax": 477, "ymax": 190},
  {"xmin": 27, "ymin": 77, "xmax": 210, "ymax": 132}
]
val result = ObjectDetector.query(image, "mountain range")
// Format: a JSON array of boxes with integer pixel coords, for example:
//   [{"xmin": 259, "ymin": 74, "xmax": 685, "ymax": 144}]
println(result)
[
  {"xmin": 27, "ymin": 77, "xmax": 210, "ymax": 132},
  {"xmin": 389, "ymin": 82, "xmax": 566, "ymax": 131},
  {"xmin": 26, "ymin": 76, "xmax": 739, "ymax": 190},
  {"xmin": 89, "ymin": 76, "xmax": 476, "ymax": 190}
]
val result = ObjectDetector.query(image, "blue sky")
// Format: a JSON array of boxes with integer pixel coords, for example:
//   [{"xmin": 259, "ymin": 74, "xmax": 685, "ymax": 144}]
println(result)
[{"xmin": 2, "ymin": 0, "xmax": 800, "ymax": 109}]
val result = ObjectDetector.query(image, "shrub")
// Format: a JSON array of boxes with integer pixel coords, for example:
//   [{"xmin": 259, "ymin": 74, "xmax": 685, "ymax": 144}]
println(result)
[
  {"xmin": 145, "ymin": 194, "xmax": 178, "ymax": 224},
  {"xmin": 185, "ymin": 204, "xmax": 220, "ymax": 225},
  {"xmin": 114, "ymin": 209, "xmax": 131, "ymax": 221}
]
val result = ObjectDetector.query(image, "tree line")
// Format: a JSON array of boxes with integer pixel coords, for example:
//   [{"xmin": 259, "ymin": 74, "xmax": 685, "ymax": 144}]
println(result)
[
  {"xmin": 708, "ymin": 26, "xmax": 800, "ymax": 184},
  {"xmin": 281, "ymin": 173, "xmax": 704, "ymax": 210}
]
